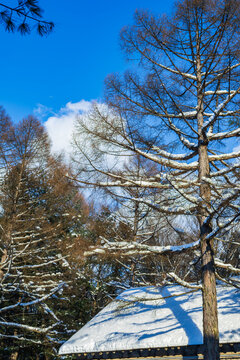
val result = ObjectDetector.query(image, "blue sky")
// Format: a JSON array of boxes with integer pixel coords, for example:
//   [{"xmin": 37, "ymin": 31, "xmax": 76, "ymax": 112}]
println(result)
[{"xmin": 0, "ymin": 0, "xmax": 175, "ymax": 122}]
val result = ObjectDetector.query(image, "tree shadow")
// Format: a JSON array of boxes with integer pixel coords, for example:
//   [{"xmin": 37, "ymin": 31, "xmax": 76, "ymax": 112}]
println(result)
[{"xmin": 88, "ymin": 286, "xmax": 202, "ymax": 346}]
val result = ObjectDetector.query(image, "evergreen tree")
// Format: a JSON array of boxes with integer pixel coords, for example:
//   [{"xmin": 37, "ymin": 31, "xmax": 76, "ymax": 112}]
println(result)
[{"xmin": 0, "ymin": 0, "xmax": 54, "ymax": 35}]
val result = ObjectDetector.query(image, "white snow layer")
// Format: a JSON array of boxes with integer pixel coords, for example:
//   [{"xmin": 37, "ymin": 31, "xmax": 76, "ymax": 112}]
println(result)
[{"xmin": 59, "ymin": 285, "xmax": 240, "ymax": 355}]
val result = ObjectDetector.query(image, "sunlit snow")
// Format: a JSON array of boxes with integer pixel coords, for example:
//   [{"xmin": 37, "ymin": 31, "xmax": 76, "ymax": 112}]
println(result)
[{"xmin": 59, "ymin": 285, "xmax": 240, "ymax": 355}]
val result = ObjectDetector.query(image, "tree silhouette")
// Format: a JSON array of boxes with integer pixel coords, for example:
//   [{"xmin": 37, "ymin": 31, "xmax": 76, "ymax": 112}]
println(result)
[{"xmin": 0, "ymin": 0, "xmax": 54, "ymax": 35}]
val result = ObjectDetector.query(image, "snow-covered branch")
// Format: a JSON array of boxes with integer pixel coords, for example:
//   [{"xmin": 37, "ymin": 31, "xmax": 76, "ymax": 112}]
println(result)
[
  {"xmin": 0, "ymin": 282, "xmax": 65, "ymax": 313},
  {"xmin": 203, "ymin": 86, "xmax": 240, "ymax": 130},
  {"xmin": 167, "ymin": 272, "xmax": 202, "ymax": 290},
  {"xmin": 151, "ymin": 146, "xmax": 197, "ymax": 161},
  {"xmin": 208, "ymin": 150, "xmax": 240, "ymax": 163},
  {"xmin": 84, "ymin": 237, "xmax": 200, "ymax": 257},
  {"xmin": 0, "ymin": 334, "xmax": 43, "ymax": 345},
  {"xmin": 132, "ymin": 196, "xmax": 198, "ymax": 216},
  {"xmin": 205, "ymin": 210, "xmax": 240, "ymax": 242},
  {"xmin": 215, "ymin": 258, "xmax": 240, "ymax": 274},
  {"xmin": 204, "ymin": 89, "xmax": 240, "ymax": 96},
  {"xmin": 13, "ymin": 256, "xmax": 68, "ymax": 270},
  {"xmin": 208, "ymin": 127, "xmax": 240, "ymax": 141},
  {"xmin": 0, "ymin": 317, "xmax": 60, "ymax": 334},
  {"xmin": 135, "ymin": 148, "xmax": 198, "ymax": 171}
]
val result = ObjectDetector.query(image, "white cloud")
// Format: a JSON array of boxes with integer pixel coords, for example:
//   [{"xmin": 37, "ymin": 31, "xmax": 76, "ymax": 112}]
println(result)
[
  {"xmin": 44, "ymin": 100, "xmax": 92, "ymax": 159},
  {"xmin": 72, "ymin": 102, "xmax": 131, "ymax": 172},
  {"xmin": 65, "ymin": 100, "xmax": 91, "ymax": 113},
  {"xmin": 34, "ymin": 103, "xmax": 53, "ymax": 118},
  {"xmin": 45, "ymin": 99, "xmax": 131, "ymax": 188},
  {"xmin": 44, "ymin": 100, "xmax": 135, "ymax": 203}
]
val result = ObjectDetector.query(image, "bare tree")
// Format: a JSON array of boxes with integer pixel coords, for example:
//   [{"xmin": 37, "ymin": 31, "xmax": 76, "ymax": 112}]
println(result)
[
  {"xmin": 73, "ymin": 1, "xmax": 240, "ymax": 359},
  {"xmin": 82, "ymin": 155, "xmax": 199, "ymax": 288}
]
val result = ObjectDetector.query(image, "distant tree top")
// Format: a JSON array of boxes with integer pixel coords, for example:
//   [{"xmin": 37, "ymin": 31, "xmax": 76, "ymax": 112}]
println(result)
[{"xmin": 0, "ymin": 0, "xmax": 54, "ymax": 36}]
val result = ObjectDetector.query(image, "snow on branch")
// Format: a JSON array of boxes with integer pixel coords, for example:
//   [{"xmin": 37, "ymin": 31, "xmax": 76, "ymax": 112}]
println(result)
[
  {"xmin": 203, "ymin": 86, "xmax": 240, "ymax": 130},
  {"xmin": 74, "ymin": 175, "xmax": 198, "ymax": 191},
  {"xmin": 0, "ymin": 334, "xmax": 42, "ymax": 345},
  {"xmin": 215, "ymin": 273, "xmax": 240, "ymax": 289},
  {"xmin": 135, "ymin": 148, "xmax": 198, "ymax": 171},
  {"xmin": 164, "ymin": 117, "xmax": 197, "ymax": 150},
  {"xmin": 158, "ymin": 109, "xmax": 240, "ymax": 120},
  {"xmin": 215, "ymin": 258, "xmax": 240, "ymax": 274},
  {"xmin": 13, "ymin": 256, "xmax": 68, "ymax": 270},
  {"xmin": 167, "ymin": 272, "xmax": 202, "ymax": 290},
  {"xmin": 41, "ymin": 303, "xmax": 60, "ymax": 322},
  {"xmin": 151, "ymin": 145, "xmax": 197, "ymax": 161},
  {"xmin": 0, "ymin": 282, "xmax": 65, "ymax": 313},
  {"xmin": 209, "ymin": 163, "xmax": 240, "ymax": 178},
  {"xmin": 154, "ymin": 111, "xmax": 198, "ymax": 119},
  {"xmin": 204, "ymin": 89, "xmax": 240, "ymax": 96},
  {"xmin": 166, "ymin": 176, "xmax": 199, "ymax": 205},
  {"xmin": 208, "ymin": 150, "xmax": 240, "ymax": 162},
  {"xmin": 156, "ymin": 63, "xmax": 197, "ymax": 80},
  {"xmin": 73, "ymin": 178, "xmax": 173, "ymax": 189},
  {"xmin": 205, "ymin": 210, "xmax": 240, "ymax": 242},
  {"xmin": 208, "ymin": 127, "xmax": 240, "ymax": 141},
  {"xmin": 179, "ymin": 136, "xmax": 198, "ymax": 150},
  {"xmin": 132, "ymin": 197, "xmax": 198, "ymax": 216},
  {"xmin": 205, "ymin": 63, "xmax": 240, "ymax": 88},
  {"xmin": 205, "ymin": 110, "xmax": 240, "ymax": 118},
  {"xmin": 0, "ymin": 320, "xmax": 59, "ymax": 334},
  {"xmin": 84, "ymin": 237, "xmax": 200, "ymax": 257}
]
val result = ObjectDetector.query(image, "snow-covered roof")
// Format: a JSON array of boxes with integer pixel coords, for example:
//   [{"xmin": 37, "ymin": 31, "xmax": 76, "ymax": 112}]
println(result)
[{"xmin": 59, "ymin": 285, "xmax": 240, "ymax": 355}]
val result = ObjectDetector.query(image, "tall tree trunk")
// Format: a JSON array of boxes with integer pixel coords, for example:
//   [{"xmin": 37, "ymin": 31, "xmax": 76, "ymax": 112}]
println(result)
[
  {"xmin": 196, "ymin": 24, "xmax": 219, "ymax": 360},
  {"xmin": 200, "ymin": 220, "xmax": 219, "ymax": 360},
  {"xmin": 198, "ymin": 144, "xmax": 219, "ymax": 360}
]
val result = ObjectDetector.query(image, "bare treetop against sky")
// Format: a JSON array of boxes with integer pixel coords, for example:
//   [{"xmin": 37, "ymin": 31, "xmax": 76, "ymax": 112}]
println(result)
[{"xmin": 0, "ymin": 0, "xmax": 175, "ymax": 122}]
